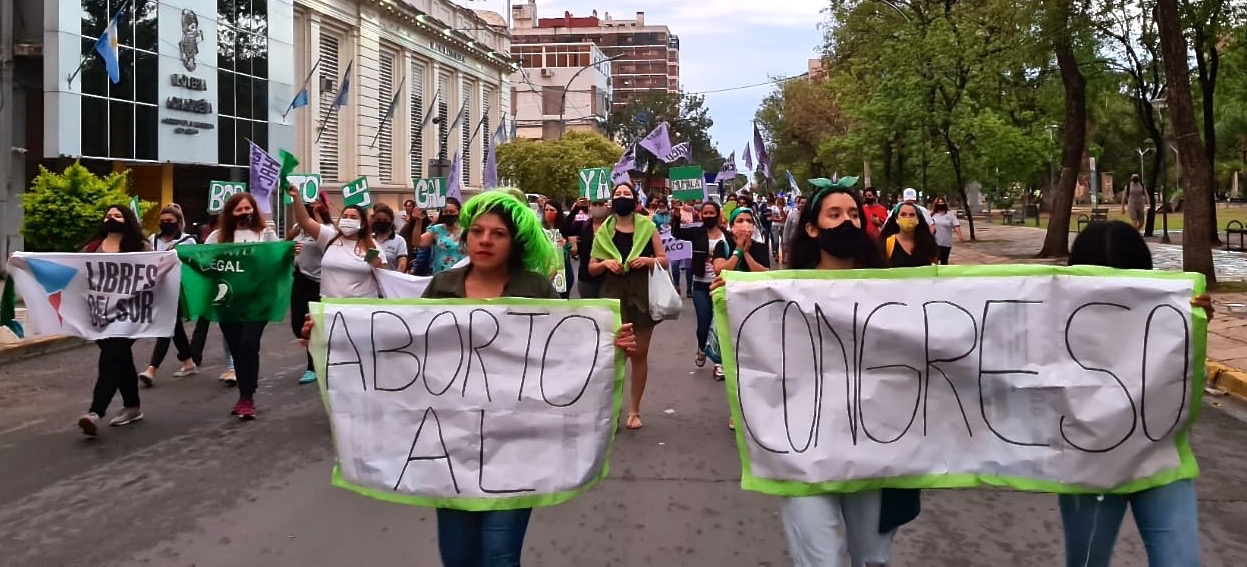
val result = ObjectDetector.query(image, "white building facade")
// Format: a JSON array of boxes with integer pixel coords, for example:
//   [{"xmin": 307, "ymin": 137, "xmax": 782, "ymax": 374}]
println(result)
[{"xmin": 510, "ymin": 42, "xmax": 611, "ymax": 140}]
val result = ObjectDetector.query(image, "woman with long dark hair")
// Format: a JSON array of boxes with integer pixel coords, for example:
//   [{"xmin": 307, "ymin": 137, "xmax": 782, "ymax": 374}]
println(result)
[
  {"xmin": 204, "ymin": 193, "xmax": 278, "ymax": 419},
  {"xmin": 287, "ymin": 188, "xmax": 385, "ymax": 300},
  {"xmin": 670, "ymin": 201, "xmax": 728, "ymax": 378},
  {"xmin": 879, "ymin": 202, "xmax": 939, "ymax": 267},
  {"xmin": 77, "ymin": 205, "xmax": 153, "ymax": 436}
]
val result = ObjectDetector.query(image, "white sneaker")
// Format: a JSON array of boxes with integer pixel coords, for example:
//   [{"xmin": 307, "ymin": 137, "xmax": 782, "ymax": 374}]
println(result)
[
  {"xmin": 138, "ymin": 369, "xmax": 155, "ymax": 388},
  {"xmin": 173, "ymin": 364, "xmax": 198, "ymax": 377},
  {"xmin": 713, "ymin": 364, "xmax": 725, "ymax": 381},
  {"xmin": 108, "ymin": 407, "xmax": 144, "ymax": 427},
  {"xmin": 219, "ymin": 369, "xmax": 236, "ymax": 384},
  {"xmin": 78, "ymin": 413, "xmax": 101, "ymax": 437}
]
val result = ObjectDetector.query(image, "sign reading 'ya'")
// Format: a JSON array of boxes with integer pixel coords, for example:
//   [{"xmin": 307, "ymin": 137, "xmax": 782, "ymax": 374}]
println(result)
[
  {"xmin": 714, "ymin": 265, "xmax": 1206, "ymax": 495},
  {"xmin": 579, "ymin": 168, "xmax": 612, "ymax": 200},
  {"xmin": 311, "ymin": 299, "xmax": 625, "ymax": 510},
  {"xmin": 208, "ymin": 181, "xmax": 247, "ymax": 214}
]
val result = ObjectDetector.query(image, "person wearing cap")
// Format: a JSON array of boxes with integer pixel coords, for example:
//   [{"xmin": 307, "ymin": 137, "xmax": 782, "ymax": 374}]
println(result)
[{"xmin": 887, "ymin": 188, "xmax": 934, "ymax": 226}]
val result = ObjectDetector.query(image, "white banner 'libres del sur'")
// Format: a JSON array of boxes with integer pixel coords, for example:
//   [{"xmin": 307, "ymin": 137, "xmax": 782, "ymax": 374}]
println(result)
[
  {"xmin": 6, "ymin": 251, "xmax": 182, "ymax": 340},
  {"xmin": 716, "ymin": 266, "xmax": 1205, "ymax": 495},
  {"xmin": 311, "ymin": 299, "xmax": 624, "ymax": 510}
]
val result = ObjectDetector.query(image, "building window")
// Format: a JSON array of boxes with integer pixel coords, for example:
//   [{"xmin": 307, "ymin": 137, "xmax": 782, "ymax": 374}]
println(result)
[
  {"xmin": 78, "ymin": 0, "xmax": 159, "ymax": 161},
  {"xmin": 218, "ymin": 0, "xmax": 270, "ymax": 167},
  {"xmin": 317, "ymin": 32, "xmax": 341, "ymax": 181},
  {"xmin": 481, "ymin": 87, "xmax": 492, "ymax": 168},
  {"xmin": 377, "ymin": 50, "xmax": 396, "ymax": 184},
  {"xmin": 437, "ymin": 73, "xmax": 449, "ymax": 163},
  {"xmin": 461, "ymin": 78, "xmax": 472, "ymax": 185},
  {"xmin": 542, "ymin": 86, "xmax": 563, "ymax": 116},
  {"xmin": 409, "ymin": 60, "xmax": 425, "ymax": 179}
]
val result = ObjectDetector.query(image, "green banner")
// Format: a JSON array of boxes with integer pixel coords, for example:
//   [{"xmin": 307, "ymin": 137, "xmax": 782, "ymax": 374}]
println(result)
[
  {"xmin": 713, "ymin": 264, "xmax": 1207, "ymax": 497},
  {"xmin": 342, "ymin": 176, "xmax": 373, "ymax": 209},
  {"xmin": 578, "ymin": 167, "xmax": 612, "ymax": 200},
  {"xmin": 414, "ymin": 177, "xmax": 447, "ymax": 209},
  {"xmin": 284, "ymin": 173, "xmax": 321, "ymax": 206},
  {"xmin": 208, "ymin": 181, "xmax": 247, "ymax": 214},
  {"xmin": 310, "ymin": 297, "xmax": 626, "ymax": 511},
  {"xmin": 177, "ymin": 241, "xmax": 295, "ymax": 322},
  {"xmin": 669, "ymin": 166, "xmax": 706, "ymax": 203}
]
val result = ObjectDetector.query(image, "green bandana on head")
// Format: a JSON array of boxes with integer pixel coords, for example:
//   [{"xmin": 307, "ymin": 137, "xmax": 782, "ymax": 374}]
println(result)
[{"xmin": 460, "ymin": 189, "xmax": 558, "ymax": 276}]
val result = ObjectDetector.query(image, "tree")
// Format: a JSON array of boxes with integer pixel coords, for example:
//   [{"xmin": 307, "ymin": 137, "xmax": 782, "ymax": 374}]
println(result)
[
  {"xmin": 1156, "ymin": 0, "xmax": 1216, "ymax": 282},
  {"xmin": 21, "ymin": 162, "xmax": 142, "ymax": 252},
  {"xmin": 1039, "ymin": 0, "xmax": 1090, "ymax": 258},
  {"xmin": 495, "ymin": 131, "xmax": 622, "ymax": 203},
  {"xmin": 603, "ymin": 90, "xmax": 722, "ymax": 176}
]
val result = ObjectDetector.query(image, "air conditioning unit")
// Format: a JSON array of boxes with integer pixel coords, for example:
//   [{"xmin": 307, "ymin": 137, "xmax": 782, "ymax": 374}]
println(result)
[{"xmin": 540, "ymin": 68, "xmax": 553, "ymax": 77}]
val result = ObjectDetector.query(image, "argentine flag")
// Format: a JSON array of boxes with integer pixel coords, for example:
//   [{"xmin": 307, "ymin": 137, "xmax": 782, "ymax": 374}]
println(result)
[{"xmin": 94, "ymin": 8, "xmax": 124, "ymax": 84}]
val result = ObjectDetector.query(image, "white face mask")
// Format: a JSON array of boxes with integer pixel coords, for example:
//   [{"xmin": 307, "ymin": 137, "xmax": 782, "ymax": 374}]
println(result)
[{"xmin": 338, "ymin": 217, "xmax": 361, "ymax": 236}]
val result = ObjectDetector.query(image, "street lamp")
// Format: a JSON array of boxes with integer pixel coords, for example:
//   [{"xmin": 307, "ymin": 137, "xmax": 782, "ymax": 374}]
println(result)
[
  {"xmin": 559, "ymin": 54, "xmax": 625, "ymax": 138},
  {"xmin": 1151, "ymin": 98, "xmax": 1171, "ymax": 243}
]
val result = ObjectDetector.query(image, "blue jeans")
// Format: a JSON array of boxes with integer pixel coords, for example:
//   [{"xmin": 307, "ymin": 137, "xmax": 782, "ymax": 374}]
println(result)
[
  {"xmin": 436, "ymin": 508, "xmax": 532, "ymax": 567},
  {"xmin": 671, "ymin": 260, "xmax": 693, "ymax": 295},
  {"xmin": 1058, "ymin": 480, "xmax": 1200, "ymax": 567},
  {"xmin": 693, "ymin": 284, "xmax": 714, "ymax": 351},
  {"xmin": 783, "ymin": 491, "xmax": 896, "ymax": 567}
]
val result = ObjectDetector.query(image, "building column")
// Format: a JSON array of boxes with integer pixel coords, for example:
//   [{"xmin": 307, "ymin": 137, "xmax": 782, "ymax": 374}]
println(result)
[
  {"xmin": 354, "ymin": 7, "xmax": 382, "ymax": 181},
  {"xmin": 160, "ymin": 163, "xmax": 174, "ymax": 209}
]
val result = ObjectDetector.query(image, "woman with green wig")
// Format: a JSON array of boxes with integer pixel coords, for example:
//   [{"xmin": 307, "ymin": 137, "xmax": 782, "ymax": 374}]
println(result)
[{"xmin": 588, "ymin": 182, "xmax": 668, "ymax": 430}]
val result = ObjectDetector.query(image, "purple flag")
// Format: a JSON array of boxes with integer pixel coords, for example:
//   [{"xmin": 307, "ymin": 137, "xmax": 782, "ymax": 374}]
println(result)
[
  {"xmin": 753, "ymin": 123, "xmax": 773, "ymax": 180},
  {"xmin": 716, "ymin": 152, "xmax": 738, "ymax": 182},
  {"xmin": 247, "ymin": 141, "xmax": 281, "ymax": 215},
  {"xmin": 612, "ymin": 145, "xmax": 637, "ymax": 186},
  {"xmin": 483, "ymin": 125, "xmax": 503, "ymax": 189},
  {"xmin": 662, "ymin": 142, "xmax": 691, "ymax": 164},
  {"xmin": 638, "ymin": 122, "xmax": 673, "ymax": 160},
  {"xmin": 743, "ymin": 141, "xmax": 754, "ymax": 172},
  {"xmin": 446, "ymin": 150, "xmax": 463, "ymax": 202}
]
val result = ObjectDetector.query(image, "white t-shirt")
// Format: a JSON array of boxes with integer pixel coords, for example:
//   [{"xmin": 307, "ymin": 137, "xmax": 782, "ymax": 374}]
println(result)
[
  {"xmin": 150, "ymin": 233, "xmax": 196, "ymax": 251},
  {"xmin": 294, "ymin": 224, "xmax": 330, "ymax": 281},
  {"xmin": 931, "ymin": 212, "xmax": 961, "ymax": 247},
  {"xmin": 315, "ymin": 226, "xmax": 385, "ymax": 298},
  {"xmin": 375, "ymin": 233, "xmax": 409, "ymax": 272},
  {"xmin": 205, "ymin": 226, "xmax": 279, "ymax": 244}
]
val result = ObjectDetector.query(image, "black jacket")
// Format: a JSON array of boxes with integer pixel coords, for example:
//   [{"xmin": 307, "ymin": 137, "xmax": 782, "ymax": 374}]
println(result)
[{"xmin": 670, "ymin": 216, "xmax": 722, "ymax": 280}]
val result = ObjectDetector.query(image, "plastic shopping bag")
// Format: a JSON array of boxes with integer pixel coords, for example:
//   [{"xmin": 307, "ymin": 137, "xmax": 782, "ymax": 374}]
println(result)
[
  {"xmin": 648, "ymin": 263, "xmax": 683, "ymax": 321},
  {"xmin": 704, "ymin": 321, "xmax": 723, "ymax": 365}
]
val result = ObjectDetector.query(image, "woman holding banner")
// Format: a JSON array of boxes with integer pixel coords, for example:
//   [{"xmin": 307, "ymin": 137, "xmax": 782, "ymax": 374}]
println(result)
[
  {"xmin": 286, "ymin": 189, "xmax": 386, "ymax": 300},
  {"xmin": 78, "ymin": 205, "xmax": 153, "ymax": 436},
  {"xmin": 300, "ymin": 191, "xmax": 637, "ymax": 566},
  {"xmin": 670, "ymin": 201, "xmax": 728, "ymax": 379},
  {"xmin": 743, "ymin": 185, "xmax": 904, "ymax": 567},
  {"xmin": 1059, "ymin": 220, "xmax": 1210, "ymax": 567},
  {"xmin": 204, "ymin": 193, "xmax": 279, "ymax": 420},
  {"xmin": 589, "ymin": 182, "xmax": 667, "ymax": 431},
  {"xmin": 139, "ymin": 204, "xmax": 206, "ymax": 386}
]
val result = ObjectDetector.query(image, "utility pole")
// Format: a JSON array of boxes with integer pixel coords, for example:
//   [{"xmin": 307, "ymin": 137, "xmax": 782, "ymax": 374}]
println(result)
[{"xmin": 0, "ymin": 0, "xmax": 17, "ymax": 264}]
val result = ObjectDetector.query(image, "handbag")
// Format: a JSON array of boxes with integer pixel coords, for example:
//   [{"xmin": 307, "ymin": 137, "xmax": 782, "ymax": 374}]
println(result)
[
  {"xmin": 647, "ymin": 263, "xmax": 683, "ymax": 321},
  {"xmin": 704, "ymin": 321, "xmax": 723, "ymax": 365}
]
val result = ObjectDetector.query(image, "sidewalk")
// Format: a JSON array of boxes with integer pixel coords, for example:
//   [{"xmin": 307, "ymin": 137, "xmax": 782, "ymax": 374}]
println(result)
[{"xmin": 953, "ymin": 220, "xmax": 1247, "ymax": 400}]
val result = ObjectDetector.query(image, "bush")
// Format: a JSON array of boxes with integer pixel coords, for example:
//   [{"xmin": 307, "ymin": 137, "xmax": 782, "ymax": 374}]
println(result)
[{"xmin": 21, "ymin": 162, "xmax": 148, "ymax": 252}]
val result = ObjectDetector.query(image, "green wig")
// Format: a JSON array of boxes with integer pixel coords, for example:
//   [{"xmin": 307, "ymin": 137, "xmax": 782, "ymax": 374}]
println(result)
[{"xmin": 459, "ymin": 190, "xmax": 559, "ymax": 276}]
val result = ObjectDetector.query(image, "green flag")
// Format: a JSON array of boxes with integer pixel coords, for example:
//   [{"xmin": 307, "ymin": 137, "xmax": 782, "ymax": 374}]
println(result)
[
  {"xmin": 279, "ymin": 150, "xmax": 301, "ymax": 206},
  {"xmin": 177, "ymin": 241, "xmax": 296, "ymax": 322},
  {"xmin": 130, "ymin": 195, "xmax": 141, "ymax": 217}
]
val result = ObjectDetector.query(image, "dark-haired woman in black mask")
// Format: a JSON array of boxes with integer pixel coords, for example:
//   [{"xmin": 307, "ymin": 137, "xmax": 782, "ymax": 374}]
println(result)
[{"xmin": 670, "ymin": 201, "xmax": 728, "ymax": 377}]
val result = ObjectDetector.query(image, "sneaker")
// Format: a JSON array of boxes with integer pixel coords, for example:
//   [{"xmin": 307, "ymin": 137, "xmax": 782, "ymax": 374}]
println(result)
[
  {"xmin": 138, "ymin": 369, "xmax": 155, "ymax": 388},
  {"xmin": 713, "ymin": 364, "xmax": 725, "ymax": 381},
  {"xmin": 109, "ymin": 407, "xmax": 144, "ymax": 427},
  {"xmin": 78, "ymin": 413, "xmax": 101, "ymax": 437},
  {"xmin": 172, "ymin": 364, "xmax": 198, "ymax": 377},
  {"xmin": 232, "ymin": 399, "xmax": 256, "ymax": 420},
  {"xmin": 298, "ymin": 370, "xmax": 317, "ymax": 385},
  {"xmin": 695, "ymin": 350, "xmax": 707, "ymax": 368},
  {"xmin": 219, "ymin": 369, "xmax": 236, "ymax": 386}
]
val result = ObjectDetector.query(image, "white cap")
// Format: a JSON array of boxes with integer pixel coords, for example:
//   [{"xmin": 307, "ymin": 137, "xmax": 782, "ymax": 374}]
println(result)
[{"xmin": 902, "ymin": 188, "xmax": 918, "ymax": 201}]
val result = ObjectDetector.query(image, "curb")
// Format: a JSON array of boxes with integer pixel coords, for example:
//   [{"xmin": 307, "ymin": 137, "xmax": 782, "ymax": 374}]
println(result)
[
  {"xmin": 1206, "ymin": 361, "xmax": 1247, "ymax": 401},
  {"xmin": 0, "ymin": 335, "xmax": 89, "ymax": 366}
]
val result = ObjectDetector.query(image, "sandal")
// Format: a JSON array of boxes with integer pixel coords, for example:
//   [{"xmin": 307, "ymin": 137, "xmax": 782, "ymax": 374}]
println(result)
[
  {"xmin": 626, "ymin": 413, "xmax": 643, "ymax": 430},
  {"xmin": 695, "ymin": 350, "xmax": 707, "ymax": 368}
]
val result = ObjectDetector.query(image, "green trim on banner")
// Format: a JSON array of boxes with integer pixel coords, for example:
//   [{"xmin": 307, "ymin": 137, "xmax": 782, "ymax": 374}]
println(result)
[
  {"xmin": 713, "ymin": 264, "xmax": 1207, "ymax": 497},
  {"xmin": 310, "ymin": 298, "xmax": 627, "ymax": 511}
]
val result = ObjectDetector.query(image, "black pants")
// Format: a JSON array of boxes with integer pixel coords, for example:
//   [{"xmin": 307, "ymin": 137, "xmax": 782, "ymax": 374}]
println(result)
[
  {"xmin": 149, "ymin": 309, "xmax": 209, "ymax": 368},
  {"xmin": 220, "ymin": 322, "xmax": 267, "ymax": 400},
  {"xmin": 938, "ymin": 246, "xmax": 952, "ymax": 265},
  {"xmin": 290, "ymin": 271, "xmax": 321, "ymax": 372},
  {"xmin": 91, "ymin": 338, "xmax": 140, "ymax": 416}
]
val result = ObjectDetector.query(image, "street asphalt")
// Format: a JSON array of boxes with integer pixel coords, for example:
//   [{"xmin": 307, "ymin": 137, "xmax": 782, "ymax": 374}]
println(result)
[{"xmin": 2, "ymin": 302, "xmax": 1247, "ymax": 567}]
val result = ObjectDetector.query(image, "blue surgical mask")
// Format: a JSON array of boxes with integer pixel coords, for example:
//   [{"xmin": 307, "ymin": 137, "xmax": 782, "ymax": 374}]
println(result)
[{"xmin": 654, "ymin": 212, "xmax": 670, "ymax": 226}]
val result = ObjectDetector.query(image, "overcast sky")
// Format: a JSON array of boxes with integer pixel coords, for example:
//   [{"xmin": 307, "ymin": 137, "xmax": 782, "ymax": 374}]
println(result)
[{"xmin": 455, "ymin": 0, "xmax": 827, "ymax": 161}]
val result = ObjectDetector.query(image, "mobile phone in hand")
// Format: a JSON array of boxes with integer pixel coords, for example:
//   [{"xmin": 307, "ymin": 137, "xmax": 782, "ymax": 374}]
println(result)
[{"xmin": 364, "ymin": 248, "xmax": 380, "ymax": 263}]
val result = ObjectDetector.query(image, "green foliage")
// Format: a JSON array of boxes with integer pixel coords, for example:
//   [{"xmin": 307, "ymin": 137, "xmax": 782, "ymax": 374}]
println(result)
[
  {"xmin": 21, "ymin": 162, "xmax": 145, "ymax": 252},
  {"xmin": 495, "ymin": 131, "xmax": 623, "ymax": 203}
]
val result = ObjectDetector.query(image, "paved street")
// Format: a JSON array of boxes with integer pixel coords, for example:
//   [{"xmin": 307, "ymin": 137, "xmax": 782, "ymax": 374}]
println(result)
[{"xmin": 2, "ymin": 300, "xmax": 1247, "ymax": 567}]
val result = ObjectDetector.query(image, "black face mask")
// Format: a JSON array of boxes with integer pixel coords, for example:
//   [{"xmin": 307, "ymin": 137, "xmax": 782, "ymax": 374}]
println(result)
[
  {"xmin": 612, "ymin": 198, "xmax": 637, "ymax": 217},
  {"xmin": 702, "ymin": 217, "xmax": 718, "ymax": 228},
  {"xmin": 159, "ymin": 222, "xmax": 179, "ymax": 236},
  {"xmin": 864, "ymin": 197, "xmax": 877, "ymax": 204},
  {"xmin": 816, "ymin": 221, "xmax": 867, "ymax": 260},
  {"xmin": 235, "ymin": 213, "xmax": 254, "ymax": 227},
  {"xmin": 103, "ymin": 219, "xmax": 125, "ymax": 233},
  {"xmin": 373, "ymin": 221, "xmax": 393, "ymax": 234},
  {"xmin": 440, "ymin": 214, "xmax": 458, "ymax": 225}
]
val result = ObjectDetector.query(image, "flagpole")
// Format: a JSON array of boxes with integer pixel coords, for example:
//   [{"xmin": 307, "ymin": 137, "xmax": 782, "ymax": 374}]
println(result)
[
  {"xmin": 409, "ymin": 87, "xmax": 442, "ymax": 156},
  {"xmin": 68, "ymin": 0, "xmax": 132, "ymax": 87},
  {"xmin": 369, "ymin": 75, "xmax": 405, "ymax": 148},
  {"xmin": 467, "ymin": 114, "xmax": 488, "ymax": 144},
  {"xmin": 315, "ymin": 60, "xmax": 352, "ymax": 144},
  {"xmin": 282, "ymin": 56, "xmax": 322, "ymax": 119}
]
